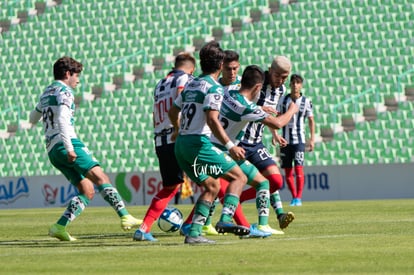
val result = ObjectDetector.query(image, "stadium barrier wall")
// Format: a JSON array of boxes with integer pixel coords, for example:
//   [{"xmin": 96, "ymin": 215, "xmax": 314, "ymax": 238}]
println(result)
[{"xmin": 1, "ymin": 163, "xmax": 413, "ymax": 209}]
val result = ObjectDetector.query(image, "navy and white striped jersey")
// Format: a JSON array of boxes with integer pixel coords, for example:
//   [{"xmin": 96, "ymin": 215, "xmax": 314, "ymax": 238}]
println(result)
[
  {"xmin": 277, "ymin": 94, "xmax": 313, "ymax": 144},
  {"xmin": 240, "ymin": 83, "xmax": 286, "ymax": 144},
  {"xmin": 153, "ymin": 69, "xmax": 193, "ymax": 147}
]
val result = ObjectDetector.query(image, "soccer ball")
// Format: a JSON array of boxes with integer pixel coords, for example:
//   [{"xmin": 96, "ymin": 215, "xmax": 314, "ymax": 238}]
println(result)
[{"xmin": 157, "ymin": 206, "xmax": 184, "ymax": 233}]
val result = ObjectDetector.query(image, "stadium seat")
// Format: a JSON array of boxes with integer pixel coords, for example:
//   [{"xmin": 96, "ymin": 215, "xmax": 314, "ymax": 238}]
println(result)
[{"xmin": 1, "ymin": 0, "xmax": 414, "ymax": 176}]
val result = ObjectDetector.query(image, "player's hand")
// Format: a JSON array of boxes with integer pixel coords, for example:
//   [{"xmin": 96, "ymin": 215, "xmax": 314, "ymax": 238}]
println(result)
[
  {"xmin": 261, "ymin": 106, "xmax": 278, "ymax": 116},
  {"xmin": 307, "ymin": 140, "xmax": 315, "ymax": 152},
  {"xmin": 275, "ymin": 135, "xmax": 288, "ymax": 147},
  {"xmin": 67, "ymin": 151, "xmax": 77, "ymax": 163},
  {"xmin": 229, "ymin": 146, "xmax": 245, "ymax": 161}
]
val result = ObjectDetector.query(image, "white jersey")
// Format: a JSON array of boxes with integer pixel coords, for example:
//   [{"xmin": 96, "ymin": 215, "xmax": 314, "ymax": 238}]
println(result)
[
  {"xmin": 173, "ymin": 74, "xmax": 223, "ymax": 136},
  {"xmin": 277, "ymin": 94, "xmax": 313, "ymax": 144},
  {"xmin": 210, "ymin": 89, "xmax": 268, "ymax": 146},
  {"xmin": 153, "ymin": 69, "xmax": 193, "ymax": 146},
  {"xmin": 34, "ymin": 80, "xmax": 77, "ymax": 152},
  {"xmin": 241, "ymin": 79, "xmax": 286, "ymax": 144}
]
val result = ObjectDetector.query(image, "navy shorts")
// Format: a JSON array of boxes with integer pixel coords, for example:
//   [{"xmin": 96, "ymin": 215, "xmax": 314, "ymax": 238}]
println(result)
[
  {"xmin": 238, "ymin": 141, "xmax": 276, "ymax": 172},
  {"xmin": 280, "ymin": 143, "xmax": 306, "ymax": 168},
  {"xmin": 155, "ymin": 143, "xmax": 184, "ymax": 187}
]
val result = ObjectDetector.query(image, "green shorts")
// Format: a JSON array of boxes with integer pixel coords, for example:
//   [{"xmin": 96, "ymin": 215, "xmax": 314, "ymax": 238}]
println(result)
[
  {"xmin": 174, "ymin": 135, "xmax": 237, "ymax": 184},
  {"xmin": 48, "ymin": 139, "xmax": 99, "ymax": 185},
  {"xmin": 238, "ymin": 160, "xmax": 259, "ymax": 186},
  {"xmin": 214, "ymin": 142, "xmax": 259, "ymax": 186}
]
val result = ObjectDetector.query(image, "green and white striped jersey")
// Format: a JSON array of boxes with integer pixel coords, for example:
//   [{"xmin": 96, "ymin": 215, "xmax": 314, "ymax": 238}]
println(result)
[
  {"xmin": 211, "ymin": 89, "xmax": 268, "ymax": 146},
  {"xmin": 34, "ymin": 80, "xmax": 77, "ymax": 152},
  {"xmin": 173, "ymin": 74, "xmax": 223, "ymax": 136}
]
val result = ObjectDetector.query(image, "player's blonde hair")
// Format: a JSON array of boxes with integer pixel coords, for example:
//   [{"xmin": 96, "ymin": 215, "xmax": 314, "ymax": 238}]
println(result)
[{"xmin": 271, "ymin": 56, "xmax": 291, "ymax": 72}]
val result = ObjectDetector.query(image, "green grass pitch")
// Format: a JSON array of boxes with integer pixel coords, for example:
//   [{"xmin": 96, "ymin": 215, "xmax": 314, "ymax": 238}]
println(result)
[{"xmin": 1, "ymin": 199, "xmax": 413, "ymax": 274}]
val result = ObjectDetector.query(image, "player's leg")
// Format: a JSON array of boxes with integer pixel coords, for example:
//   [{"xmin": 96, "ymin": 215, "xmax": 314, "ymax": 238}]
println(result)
[
  {"xmin": 215, "ymin": 164, "xmax": 250, "ymax": 236},
  {"xmin": 240, "ymin": 142, "xmax": 293, "ymax": 232},
  {"xmin": 185, "ymin": 176, "xmax": 220, "ymax": 244},
  {"xmin": 175, "ymin": 135, "xmax": 221, "ymax": 244},
  {"xmin": 260, "ymin": 165, "xmax": 295, "ymax": 230},
  {"xmin": 49, "ymin": 177, "xmax": 93, "ymax": 241},
  {"xmin": 86, "ymin": 165, "xmax": 142, "ymax": 230},
  {"xmin": 293, "ymin": 144, "xmax": 306, "ymax": 206},
  {"xmin": 218, "ymin": 178, "xmax": 249, "ymax": 228},
  {"xmin": 281, "ymin": 145, "xmax": 297, "ymax": 205},
  {"xmin": 134, "ymin": 144, "xmax": 183, "ymax": 241},
  {"xmin": 201, "ymin": 197, "xmax": 220, "ymax": 235},
  {"xmin": 47, "ymin": 143, "xmax": 90, "ymax": 241}
]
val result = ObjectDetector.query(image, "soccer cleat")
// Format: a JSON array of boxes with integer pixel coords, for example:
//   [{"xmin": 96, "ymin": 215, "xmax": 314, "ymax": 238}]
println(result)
[
  {"xmin": 278, "ymin": 212, "xmax": 295, "ymax": 229},
  {"xmin": 290, "ymin": 198, "xmax": 296, "ymax": 206},
  {"xmin": 184, "ymin": 235, "xmax": 216, "ymax": 244},
  {"xmin": 258, "ymin": 224, "xmax": 285, "ymax": 235},
  {"xmin": 215, "ymin": 221, "xmax": 250, "ymax": 236},
  {"xmin": 133, "ymin": 229, "xmax": 158, "ymax": 242},
  {"xmin": 180, "ymin": 223, "xmax": 191, "ymax": 236},
  {"xmin": 295, "ymin": 198, "xmax": 302, "ymax": 206},
  {"xmin": 201, "ymin": 224, "xmax": 219, "ymax": 236},
  {"xmin": 240, "ymin": 224, "xmax": 272, "ymax": 239},
  {"xmin": 48, "ymin": 224, "xmax": 76, "ymax": 241},
  {"xmin": 121, "ymin": 215, "xmax": 143, "ymax": 231}
]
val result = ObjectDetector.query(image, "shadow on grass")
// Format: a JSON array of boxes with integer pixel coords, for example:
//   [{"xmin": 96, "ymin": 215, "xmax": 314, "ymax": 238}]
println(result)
[{"xmin": 0, "ymin": 232, "xmax": 191, "ymax": 248}]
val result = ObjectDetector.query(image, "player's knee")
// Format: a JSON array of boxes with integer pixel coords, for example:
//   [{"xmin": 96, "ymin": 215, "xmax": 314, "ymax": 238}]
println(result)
[
  {"xmin": 238, "ymin": 172, "xmax": 248, "ymax": 185},
  {"xmin": 203, "ymin": 178, "xmax": 220, "ymax": 197}
]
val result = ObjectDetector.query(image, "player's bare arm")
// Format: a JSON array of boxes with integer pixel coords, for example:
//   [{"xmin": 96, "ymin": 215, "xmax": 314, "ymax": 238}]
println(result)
[
  {"xmin": 168, "ymin": 105, "xmax": 181, "ymax": 142},
  {"xmin": 308, "ymin": 116, "xmax": 315, "ymax": 152},
  {"xmin": 261, "ymin": 106, "xmax": 278, "ymax": 116},
  {"xmin": 262, "ymin": 102, "xmax": 299, "ymax": 130}
]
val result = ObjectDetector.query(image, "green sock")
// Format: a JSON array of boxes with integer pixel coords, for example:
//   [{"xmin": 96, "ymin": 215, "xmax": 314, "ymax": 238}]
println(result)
[
  {"xmin": 190, "ymin": 200, "xmax": 212, "ymax": 237},
  {"xmin": 57, "ymin": 194, "xmax": 90, "ymax": 226},
  {"xmin": 270, "ymin": 190, "xmax": 284, "ymax": 216},
  {"xmin": 255, "ymin": 180, "xmax": 270, "ymax": 226},
  {"xmin": 98, "ymin": 183, "xmax": 128, "ymax": 217},
  {"xmin": 205, "ymin": 197, "xmax": 219, "ymax": 226},
  {"xmin": 220, "ymin": 193, "xmax": 239, "ymax": 223}
]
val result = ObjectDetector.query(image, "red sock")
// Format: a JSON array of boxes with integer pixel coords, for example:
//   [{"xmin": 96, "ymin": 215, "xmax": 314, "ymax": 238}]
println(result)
[
  {"xmin": 184, "ymin": 206, "xmax": 195, "ymax": 224},
  {"xmin": 233, "ymin": 203, "xmax": 250, "ymax": 227},
  {"xmin": 265, "ymin": 173, "xmax": 284, "ymax": 193},
  {"xmin": 295, "ymin": 166, "xmax": 305, "ymax": 199},
  {"xmin": 141, "ymin": 186, "xmax": 179, "ymax": 232},
  {"xmin": 285, "ymin": 167, "xmax": 297, "ymax": 198},
  {"xmin": 240, "ymin": 187, "xmax": 256, "ymax": 203}
]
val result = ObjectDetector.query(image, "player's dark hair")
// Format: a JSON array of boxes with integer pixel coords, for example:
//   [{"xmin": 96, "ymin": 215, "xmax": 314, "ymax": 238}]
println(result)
[
  {"xmin": 290, "ymin": 74, "xmax": 304, "ymax": 84},
  {"xmin": 53, "ymin": 56, "xmax": 83, "ymax": 80},
  {"xmin": 224, "ymin": 50, "xmax": 239, "ymax": 64},
  {"xmin": 174, "ymin": 52, "xmax": 196, "ymax": 68},
  {"xmin": 199, "ymin": 41, "xmax": 225, "ymax": 74},
  {"xmin": 241, "ymin": 65, "xmax": 265, "ymax": 89}
]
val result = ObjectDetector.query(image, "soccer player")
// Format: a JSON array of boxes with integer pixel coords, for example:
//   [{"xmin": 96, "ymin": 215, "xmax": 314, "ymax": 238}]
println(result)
[
  {"xmin": 133, "ymin": 52, "xmax": 196, "ymax": 242},
  {"xmin": 29, "ymin": 56, "xmax": 142, "ymax": 241},
  {"xmin": 211, "ymin": 65, "xmax": 298, "ymax": 236},
  {"xmin": 277, "ymin": 74, "xmax": 315, "ymax": 206},
  {"xmin": 168, "ymin": 41, "xmax": 250, "ymax": 244},
  {"xmin": 238, "ymin": 56, "xmax": 296, "ymax": 234}
]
